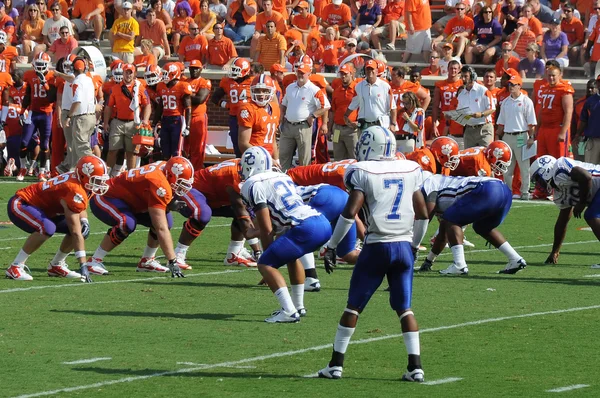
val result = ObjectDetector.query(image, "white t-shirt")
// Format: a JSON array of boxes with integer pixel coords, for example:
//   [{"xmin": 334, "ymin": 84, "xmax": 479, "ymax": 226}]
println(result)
[{"xmin": 42, "ymin": 16, "xmax": 74, "ymax": 44}]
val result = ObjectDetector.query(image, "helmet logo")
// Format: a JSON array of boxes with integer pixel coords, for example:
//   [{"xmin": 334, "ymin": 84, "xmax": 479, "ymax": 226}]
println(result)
[
  {"xmin": 81, "ymin": 162, "xmax": 95, "ymax": 176},
  {"xmin": 73, "ymin": 193, "xmax": 84, "ymax": 204},
  {"xmin": 244, "ymin": 153, "xmax": 256, "ymax": 165},
  {"xmin": 169, "ymin": 64, "xmax": 178, "ymax": 73},
  {"xmin": 171, "ymin": 163, "xmax": 184, "ymax": 176},
  {"xmin": 539, "ymin": 156, "xmax": 552, "ymax": 166},
  {"xmin": 441, "ymin": 144, "xmax": 453, "ymax": 156},
  {"xmin": 493, "ymin": 148, "xmax": 504, "ymax": 159},
  {"xmin": 241, "ymin": 61, "xmax": 249, "ymax": 69}
]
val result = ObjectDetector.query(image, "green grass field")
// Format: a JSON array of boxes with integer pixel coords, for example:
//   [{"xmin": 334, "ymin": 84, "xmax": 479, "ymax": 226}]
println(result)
[{"xmin": 1, "ymin": 180, "xmax": 599, "ymax": 397}]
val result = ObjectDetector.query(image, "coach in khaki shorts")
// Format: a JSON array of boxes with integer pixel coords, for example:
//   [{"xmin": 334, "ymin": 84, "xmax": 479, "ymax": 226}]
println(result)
[
  {"xmin": 104, "ymin": 63, "xmax": 151, "ymax": 175},
  {"xmin": 329, "ymin": 63, "xmax": 358, "ymax": 160},
  {"xmin": 279, "ymin": 63, "xmax": 330, "ymax": 170}
]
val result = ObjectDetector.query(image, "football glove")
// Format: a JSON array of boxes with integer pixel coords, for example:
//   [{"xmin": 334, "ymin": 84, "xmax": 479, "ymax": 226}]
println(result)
[
  {"xmin": 168, "ymin": 258, "xmax": 185, "ymax": 278},
  {"xmin": 167, "ymin": 199, "xmax": 187, "ymax": 212},
  {"xmin": 81, "ymin": 219, "xmax": 91, "ymax": 239},
  {"xmin": 323, "ymin": 246, "xmax": 337, "ymax": 274},
  {"xmin": 36, "ymin": 71, "xmax": 47, "ymax": 86},
  {"xmin": 182, "ymin": 127, "xmax": 190, "ymax": 137},
  {"xmin": 79, "ymin": 264, "xmax": 93, "ymax": 283}
]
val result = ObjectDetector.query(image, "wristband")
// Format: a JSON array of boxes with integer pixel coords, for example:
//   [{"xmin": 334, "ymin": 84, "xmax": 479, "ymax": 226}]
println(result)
[
  {"xmin": 247, "ymin": 238, "xmax": 259, "ymax": 245},
  {"xmin": 74, "ymin": 250, "xmax": 86, "ymax": 259}
]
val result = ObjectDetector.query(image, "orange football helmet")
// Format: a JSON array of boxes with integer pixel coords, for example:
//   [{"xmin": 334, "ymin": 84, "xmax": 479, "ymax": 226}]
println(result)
[
  {"xmin": 164, "ymin": 156, "xmax": 194, "ymax": 196},
  {"xmin": 376, "ymin": 60, "xmax": 387, "ymax": 78},
  {"xmin": 430, "ymin": 137, "xmax": 460, "ymax": 170},
  {"xmin": 76, "ymin": 155, "xmax": 109, "ymax": 195},
  {"xmin": 162, "ymin": 62, "xmax": 182, "ymax": 82},
  {"xmin": 111, "ymin": 60, "xmax": 124, "ymax": 83},
  {"xmin": 294, "ymin": 55, "xmax": 313, "ymax": 72},
  {"xmin": 485, "ymin": 140, "xmax": 512, "ymax": 176},
  {"xmin": 227, "ymin": 57, "xmax": 251, "ymax": 79},
  {"xmin": 144, "ymin": 64, "xmax": 162, "ymax": 86},
  {"xmin": 33, "ymin": 52, "xmax": 51, "ymax": 74},
  {"xmin": 250, "ymin": 74, "xmax": 276, "ymax": 106},
  {"xmin": 395, "ymin": 151, "xmax": 406, "ymax": 160}
]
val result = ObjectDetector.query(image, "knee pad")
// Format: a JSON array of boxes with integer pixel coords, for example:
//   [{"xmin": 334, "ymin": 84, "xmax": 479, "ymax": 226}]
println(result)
[
  {"xmin": 108, "ymin": 226, "xmax": 128, "ymax": 246},
  {"xmin": 184, "ymin": 218, "xmax": 204, "ymax": 237}
]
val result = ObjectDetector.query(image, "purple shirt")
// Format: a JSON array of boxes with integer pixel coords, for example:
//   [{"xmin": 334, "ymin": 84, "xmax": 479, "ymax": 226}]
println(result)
[
  {"xmin": 501, "ymin": 5, "xmax": 522, "ymax": 36},
  {"xmin": 543, "ymin": 31, "xmax": 568, "ymax": 60},
  {"xmin": 357, "ymin": 3, "xmax": 382, "ymax": 26},
  {"xmin": 518, "ymin": 58, "xmax": 545, "ymax": 78},
  {"xmin": 474, "ymin": 18, "xmax": 502, "ymax": 45}
]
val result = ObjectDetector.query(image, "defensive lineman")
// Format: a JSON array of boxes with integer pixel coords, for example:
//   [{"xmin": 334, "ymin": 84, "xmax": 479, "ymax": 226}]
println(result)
[{"xmin": 318, "ymin": 126, "xmax": 429, "ymax": 381}]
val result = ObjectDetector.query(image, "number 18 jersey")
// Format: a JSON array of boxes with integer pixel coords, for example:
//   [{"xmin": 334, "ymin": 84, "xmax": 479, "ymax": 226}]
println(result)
[
  {"xmin": 344, "ymin": 160, "xmax": 423, "ymax": 244},
  {"xmin": 241, "ymin": 171, "xmax": 320, "ymax": 233}
]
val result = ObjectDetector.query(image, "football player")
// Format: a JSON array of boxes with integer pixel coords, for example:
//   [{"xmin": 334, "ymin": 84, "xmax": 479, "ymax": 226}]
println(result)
[
  {"xmin": 531, "ymin": 156, "xmax": 600, "ymax": 266},
  {"xmin": 287, "ymin": 159, "xmax": 356, "ymax": 190},
  {"xmin": 240, "ymin": 146, "xmax": 332, "ymax": 323},
  {"xmin": 5, "ymin": 155, "xmax": 109, "ymax": 281},
  {"xmin": 318, "ymin": 126, "xmax": 428, "ymax": 382},
  {"xmin": 86, "ymin": 156, "xmax": 194, "ymax": 277},
  {"xmin": 0, "ymin": 31, "xmax": 18, "ymax": 73},
  {"xmin": 405, "ymin": 146, "xmax": 437, "ymax": 174},
  {"xmin": 432, "ymin": 60, "xmax": 463, "ymax": 137},
  {"xmin": 155, "ymin": 63, "xmax": 192, "ymax": 160},
  {"xmin": 3, "ymin": 68, "xmax": 22, "ymax": 176},
  {"xmin": 185, "ymin": 60, "xmax": 212, "ymax": 170}
]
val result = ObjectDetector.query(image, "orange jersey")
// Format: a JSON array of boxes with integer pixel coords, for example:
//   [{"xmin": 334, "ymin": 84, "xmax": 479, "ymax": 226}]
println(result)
[
  {"xmin": 172, "ymin": 16, "xmax": 194, "ymax": 34},
  {"xmin": 23, "ymin": 69, "xmax": 55, "ymax": 113},
  {"xmin": 9, "ymin": 84, "xmax": 26, "ymax": 106},
  {"xmin": 105, "ymin": 164, "xmax": 173, "ymax": 214},
  {"xmin": 450, "ymin": 147, "xmax": 492, "ymax": 177},
  {"xmin": 193, "ymin": 159, "xmax": 241, "ymax": 208},
  {"xmin": 189, "ymin": 77, "xmax": 212, "ymax": 118},
  {"xmin": 538, "ymin": 81, "xmax": 575, "ymax": 128},
  {"xmin": 286, "ymin": 159, "xmax": 357, "ymax": 190},
  {"xmin": 0, "ymin": 45, "xmax": 18, "ymax": 73},
  {"xmin": 532, "ymin": 78, "xmax": 547, "ymax": 114},
  {"xmin": 91, "ymin": 73, "xmax": 103, "ymax": 99},
  {"xmin": 435, "ymin": 79, "xmax": 463, "ymax": 113},
  {"xmin": 405, "ymin": 147, "xmax": 437, "ymax": 174},
  {"xmin": 219, "ymin": 76, "xmax": 252, "ymax": 116},
  {"xmin": 156, "ymin": 80, "xmax": 193, "ymax": 117},
  {"xmin": 16, "ymin": 173, "xmax": 88, "ymax": 217},
  {"xmin": 5, "ymin": 101, "xmax": 22, "ymax": 137},
  {"xmin": 306, "ymin": 44, "xmax": 325, "ymax": 68},
  {"xmin": 322, "ymin": 3, "xmax": 351, "ymax": 26},
  {"xmin": 237, "ymin": 101, "xmax": 280, "ymax": 155}
]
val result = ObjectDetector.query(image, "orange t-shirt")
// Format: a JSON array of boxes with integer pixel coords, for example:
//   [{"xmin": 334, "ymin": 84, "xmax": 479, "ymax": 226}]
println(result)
[
  {"xmin": 134, "ymin": 53, "xmax": 157, "ymax": 68},
  {"xmin": 108, "ymin": 81, "xmax": 150, "ymax": 120},
  {"xmin": 237, "ymin": 101, "xmax": 280, "ymax": 155},
  {"xmin": 271, "ymin": 0, "xmax": 289, "ymax": 19},
  {"xmin": 228, "ymin": 0, "xmax": 257, "ymax": 24},
  {"xmin": 321, "ymin": 38, "xmax": 345, "ymax": 66},
  {"xmin": 189, "ymin": 77, "xmax": 212, "ymax": 117},
  {"xmin": 172, "ymin": 16, "xmax": 194, "ymax": 34},
  {"xmin": 293, "ymin": 13, "xmax": 318, "ymax": 31},
  {"xmin": 178, "ymin": 34, "xmax": 208, "ymax": 62},
  {"xmin": 330, "ymin": 79, "xmax": 357, "ymax": 125},
  {"xmin": 0, "ymin": 45, "xmax": 17, "ymax": 73},
  {"xmin": 23, "ymin": 70, "xmax": 54, "ymax": 113},
  {"xmin": 561, "ymin": 17, "xmax": 584, "ymax": 45},
  {"xmin": 421, "ymin": 67, "xmax": 440, "ymax": 76},
  {"xmin": 527, "ymin": 16, "xmax": 543, "ymax": 39},
  {"xmin": 156, "ymin": 80, "xmax": 193, "ymax": 117},
  {"xmin": 307, "ymin": 45, "xmax": 325, "ymax": 68},
  {"xmin": 313, "ymin": 0, "xmax": 331, "ymax": 20},
  {"xmin": 538, "ymin": 81, "xmax": 575, "ymax": 128},
  {"xmin": 322, "ymin": 3, "xmax": 352, "ymax": 27},
  {"xmin": 405, "ymin": 147, "xmax": 437, "ymax": 174},
  {"xmin": 207, "ymin": 37, "xmax": 237, "ymax": 66},
  {"xmin": 444, "ymin": 16, "xmax": 474, "ymax": 36},
  {"xmin": 193, "ymin": 159, "xmax": 241, "ymax": 208},
  {"xmin": 450, "ymin": 147, "xmax": 492, "ymax": 177},
  {"xmin": 105, "ymin": 164, "xmax": 172, "ymax": 214},
  {"xmin": 286, "ymin": 159, "xmax": 357, "ymax": 190},
  {"xmin": 16, "ymin": 172, "xmax": 88, "ymax": 217},
  {"xmin": 495, "ymin": 56, "xmax": 520, "ymax": 76},
  {"xmin": 219, "ymin": 76, "xmax": 252, "ymax": 116},
  {"xmin": 404, "ymin": 0, "xmax": 432, "ymax": 31},
  {"xmin": 256, "ymin": 11, "xmax": 287, "ymax": 33},
  {"xmin": 72, "ymin": 0, "xmax": 105, "ymax": 20},
  {"xmin": 588, "ymin": 23, "xmax": 600, "ymax": 61},
  {"xmin": 383, "ymin": 1, "xmax": 404, "ymax": 24}
]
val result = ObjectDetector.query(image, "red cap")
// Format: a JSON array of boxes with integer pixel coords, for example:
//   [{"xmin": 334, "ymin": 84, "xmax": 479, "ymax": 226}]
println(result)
[
  {"xmin": 298, "ymin": 0, "xmax": 309, "ymax": 8},
  {"xmin": 73, "ymin": 59, "xmax": 86, "ymax": 72},
  {"xmin": 270, "ymin": 63, "xmax": 286, "ymax": 74},
  {"xmin": 339, "ymin": 63, "xmax": 353, "ymax": 74},
  {"xmin": 508, "ymin": 73, "xmax": 522, "ymax": 85},
  {"xmin": 365, "ymin": 59, "xmax": 378, "ymax": 70},
  {"xmin": 189, "ymin": 59, "xmax": 203, "ymax": 68},
  {"xmin": 122, "ymin": 63, "xmax": 136, "ymax": 73},
  {"xmin": 442, "ymin": 42, "xmax": 453, "ymax": 50},
  {"xmin": 297, "ymin": 63, "xmax": 311, "ymax": 74},
  {"xmin": 503, "ymin": 67, "xmax": 519, "ymax": 79}
]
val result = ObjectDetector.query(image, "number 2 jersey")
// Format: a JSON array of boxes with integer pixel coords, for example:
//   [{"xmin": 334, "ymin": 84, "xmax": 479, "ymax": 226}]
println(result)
[
  {"xmin": 286, "ymin": 159, "xmax": 357, "ymax": 190},
  {"xmin": 344, "ymin": 160, "xmax": 423, "ymax": 244},
  {"xmin": 241, "ymin": 171, "xmax": 320, "ymax": 233},
  {"xmin": 15, "ymin": 172, "xmax": 88, "ymax": 217},
  {"xmin": 551, "ymin": 157, "xmax": 600, "ymax": 209}
]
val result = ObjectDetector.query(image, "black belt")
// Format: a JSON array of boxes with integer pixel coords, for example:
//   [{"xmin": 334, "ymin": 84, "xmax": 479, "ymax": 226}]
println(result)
[
  {"xmin": 395, "ymin": 134, "xmax": 415, "ymax": 141},
  {"xmin": 116, "ymin": 118, "xmax": 134, "ymax": 122},
  {"xmin": 505, "ymin": 131, "xmax": 527, "ymax": 135},
  {"xmin": 73, "ymin": 113, "xmax": 95, "ymax": 116},
  {"xmin": 358, "ymin": 119, "xmax": 380, "ymax": 128},
  {"xmin": 466, "ymin": 123, "xmax": 487, "ymax": 128},
  {"xmin": 286, "ymin": 120, "xmax": 308, "ymax": 126}
]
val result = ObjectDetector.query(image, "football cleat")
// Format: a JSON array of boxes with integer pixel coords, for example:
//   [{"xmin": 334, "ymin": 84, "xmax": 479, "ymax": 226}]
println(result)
[
  {"xmin": 174, "ymin": 255, "xmax": 192, "ymax": 270},
  {"xmin": 498, "ymin": 258, "xmax": 527, "ymax": 274},
  {"xmin": 304, "ymin": 277, "xmax": 321, "ymax": 292},
  {"xmin": 462, "ymin": 238, "xmax": 475, "ymax": 248},
  {"xmin": 5, "ymin": 263, "xmax": 33, "ymax": 281},
  {"xmin": 224, "ymin": 252, "xmax": 257, "ymax": 267},
  {"xmin": 16, "ymin": 168, "xmax": 26, "ymax": 181},
  {"xmin": 238, "ymin": 247, "xmax": 258, "ymax": 262},
  {"xmin": 439, "ymin": 263, "xmax": 469, "ymax": 275},
  {"xmin": 37, "ymin": 172, "xmax": 48, "ymax": 182},
  {"xmin": 3, "ymin": 158, "xmax": 15, "ymax": 176},
  {"xmin": 298, "ymin": 307, "xmax": 307, "ymax": 317},
  {"xmin": 47, "ymin": 261, "xmax": 82, "ymax": 279},
  {"xmin": 402, "ymin": 368, "xmax": 424, "ymax": 382},
  {"xmin": 264, "ymin": 309, "xmax": 300, "ymax": 323},
  {"xmin": 136, "ymin": 257, "xmax": 169, "ymax": 273},
  {"xmin": 416, "ymin": 259, "xmax": 433, "ymax": 272},
  {"xmin": 85, "ymin": 258, "xmax": 109, "ymax": 275},
  {"xmin": 318, "ymin": 365, "xmax": 343, "ymax": 379}
]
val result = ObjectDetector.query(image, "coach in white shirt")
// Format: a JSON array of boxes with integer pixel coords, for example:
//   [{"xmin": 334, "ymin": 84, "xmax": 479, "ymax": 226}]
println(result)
[
  {"xmin": 497, "ymin": 72, "xmax": 537, "ymax": 200},
  {"xmin": 456, "ymin": 65, "xmax": 495, "ymax": 148},
  {"xmin": 280, "ymin": 63, "xmax": 330, "ymax": 171},
  {"xmin": 345, "ymin": 59, "xmax": 397, "ymax": 133},
  {"xmin": 65, "ymin": 58, "xmax": 97, "ymax": 166}
]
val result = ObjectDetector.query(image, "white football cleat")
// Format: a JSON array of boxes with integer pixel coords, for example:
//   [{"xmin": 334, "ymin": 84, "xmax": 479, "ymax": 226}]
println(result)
[
  {"xmin": 498, "ymin": 258, "xmax": 527, "ymax": 274},
  {"xmin": 238, "ymin": 247, "xmax": 258, "ymax": 262},
  {"xmin": 3, "ymin": 158, "xmax": 15, "ymax": 176},
  {"xmin": 174, "ymin": 253, "xmax": 192, "ymax": 270},
  {"xmin": 462, "ymin": 238, "xmax": 475, "ymax": 248},
  {"xmin": 5, "ymin": 263, "xmax": 33, "ymax": 281},
  {"xmin": 318, "ymin": 365, "xmax": 343, "ymax": 379},
  {"xmin": 86, "ymin": 257, "xmax": 109, "ymax": 275},
  {"xmin": 439, "ymin": 263, "xmax": 469, "ymax": 275},
  {"xmin": 402, "ymin": 368, "xmax": 424, "ymax": 382},
  {"xmin": 265, "ymin": 309, "xmax": 300, "ymax": 323},
  {"xmin": 304, "ymin": 277, "xmax": 321, "ymax": 292},
  {"xmin": 16, "ymin": 168, "xmax": 26, "ymax": 181},
  {"xmin": 136, "ymin": 257, "xmax": 169, "ymax": 273},
  {"xmin": 47, "ymin": 261, "xmax": 82, "ymax": 279},
  {"xmin": 223, "ymin": 252, "xmax": 257, "ymax": 267}
]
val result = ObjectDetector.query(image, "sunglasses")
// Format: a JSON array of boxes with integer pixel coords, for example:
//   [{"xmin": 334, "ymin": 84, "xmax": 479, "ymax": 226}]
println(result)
[
  {"xmin": 36, "ymin": 2, "xmax": 45, "ymax": 4},
  {"xmin": 214, "ymin": 26, "xmax": 223, "ymax": 29},
  {"xmin": 456, "ymin": 7, "xmax": 466, "ymax": 10},
  {"xmin": 60, "ymin": 31, "xmax": 69, "ymax": 34},
  {"xmin": 29, "ymin": 9, "xmax": 38, "ymax": 12},
  {"xmin": 51, "ymin": 8, "xmax": 59, "ymax": 11},
  {"xmin": 526, "ymin": 48, "xmax": 534, "ymax": 52},
  {"xmin": 483, "ymin": 10, "xmax": 493, "ymax": 13}
]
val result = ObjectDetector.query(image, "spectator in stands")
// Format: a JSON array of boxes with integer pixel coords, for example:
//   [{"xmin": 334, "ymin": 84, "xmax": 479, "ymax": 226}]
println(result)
[
  {"xmin": 321, "ymin": 26, "xmax": 346, "ymax": 73},
  {"xmin": 370, "ymin": 0, "xmax": 405, "ymax": 51},
  {"xmin": 20, "ymin": 3, "xmax": 44, "ymax": 58},
  {"xmin": 255, "ymin": 20, "xmax": 286, "ymax": 71},
  {"xmin": 519, "ymin": 42, "xmax": 545, "ymax": 78},
  {"xmin": 353, "ymin": 0, "xmax": 382, "ymax": 43},
  {"xmin": 521, "ymin": 4, "xmax": 543, "ymax": 42},
  {"xmin": 224, "ymin": 0, "xmax": 257, "ymax": 45},
  {"xmin": 433, "ymin": 1, "xmax": 473, "ymax": 59},
  {"xmin": 553, "ymin": 0, "xmax": 581, "ymax": 20},
  {"xmin": 403, "ymin": 0, "xmax": 431, "ymax": 63},
  {"xmin": 573, "ymin": 78, "xmax": 600, "ymax": 163},
  {"xmin": 560, "ymin": 3, "xmax": 584, "ymax": 65},
  {"xmin": 495, "ymin": 41, "xmax": 520, "ymax": 75},
  {"xmin": 72, "ymin": 0, "xmax": 105, "ymax": 44},
  {"xmin": 500, "ymin": 0, "xmax": 521, "ymax": 36},
  {"xmin": 291, "ymin": 1, "xmax": 317, "ymax": 47},
  {"xmin": 439, "ymin": 42, "xmax": 461, "ymax": 75},
  {"xmin": 137, "ymin": 8, "xmax": 170, "ymax": 60},
  {"xmin": 37, "ymin": 0, "xmax": 50, "ymax": 18},
  {"xmin": 528, "ymin": 0, "xmax": 555, "ymax": 24},
  {"xmin": 41, "ymin": 2, "xmax": 72, "ymax": 49},
  {"xmin": 47, "ymin": 25, "xmax": 77, "ymax": 61},
  {"xmin": 205, "ymin": 22, "xmax": 237, "ymax": 67},
  {"xmin": 151, "ymin": 0, "xmax": 173, "ymax": 33},
  {"xmin": 134, "ymin": 38, "xmax": 158, "ymax": 66},
  {"xmin": 509, "ymin": 17, "xmax": 537, "ymax": 58},
  {"xmin": 178, "ymin": 21, "xmax": 208, "ymax": 63},
  {"xmin": 209, "ymin": 0, "xmax": 226, "ymax": 22},
  {"xmin": 338, "ymin": 38, "xmax": 363, "ymax": 69},
  {"xmin": 306, "ymin": 31, "xmax": 324, "ymax": 71},
  {"xmin": 329, "ymin": 63, "xmax": 358, "ymax": 160},
  {"xmin": 464, "ymin": 5, "xmax": 502, "ymax": 64},
  {"xmin": 172, "ymin": 1, "xmax": 194, "ymax": 54},
  {"xmin": 195, "ymin": 0, "xmax": 216, "ymax": 39},
  {"xmin": 109, "ymin": 1, "xmax": 138, "ymax": 64},
  {"xmin": 162, "ymin": 0, "xmax": 175, "ymax": 18},
  {"xmin": 320, "ymin": 0, "xmax": 352, "ymax": 38},
  {"xmin": 541, "ymin": 17, "xmax": 569, "ymax": 67},
  {"xmin": 400, "ymin": 91, "xmax": 426, "ymax": 150},
  {"xmin": 457, "ymin": 65, "xmax": 495, "ymax": 148},
  {"xmin": 250, "ymin": 0, "xmax": 286, "ymax": 59},
  {"xmin": 285, "ymin": 40, "xmax": 305, "ymax": 66},
  {"xmin": 421, "ymin": 51, "xmax": 441, "ymax": 76},
  {"xmin": 432, "ymin": 0, "xmax": 469, "ymax": 36},
  {"xmin": 0, "ymin": 3, "xmax": 15, "ymax": 43},
  {"xmin": 357, "ymin": 40, "xmax": 377, "ymax": 59},
  {"xmin": 5, "ymin": 0, "xmax": 17, "ymax": 27}
]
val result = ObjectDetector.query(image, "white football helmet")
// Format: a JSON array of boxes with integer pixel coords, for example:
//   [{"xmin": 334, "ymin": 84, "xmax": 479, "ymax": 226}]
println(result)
[
  {"xmin": 0, "ymin": 31, "xmax": 7, "ymax": 46},
  {"xmin": 355, "ymin": 126, "xmax": 397, "ymax": 162},
  {"xmin": 240, "ymin": 146, "xmax": 273, "ymax": 181},
  {"xmin": 530, "ymin": 155, "xmax": 557, "ymax": 185}
]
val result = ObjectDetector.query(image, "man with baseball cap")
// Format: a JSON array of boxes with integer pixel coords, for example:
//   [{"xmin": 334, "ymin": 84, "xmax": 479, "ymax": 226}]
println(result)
[
  {"xmin": 109, "ymin": 2, "xmax": 138, "ymax": 64},
  {"xmin": 330, "ymin": 63, "xmax": 358, "ymax": 160},
  {"xmin": 345, "ymin": 59, "xmax": 397, "ymax": 133}
]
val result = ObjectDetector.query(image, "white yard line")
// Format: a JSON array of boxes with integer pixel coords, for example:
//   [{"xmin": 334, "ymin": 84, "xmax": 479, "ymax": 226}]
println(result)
[
  {"xmin": 12, "ymin": 304, "xmax": 600, "ymax": 398},
  {"xmin": 422, "ymin": 377, "xmax": 463, "ymax": 385},
  {"xmin": 176, "ymin": 362, "xmax": 256, "ymax": 369},
  {"xmin": 546, "ymin": 384, "xmax": 590, "ymax": 393},
  {"xmin": 0, "ymin": 269, "xmax": 251, "ymax": 294},
  {"xmin": 62, "ymin": 358, "xmax": 112, "ymax": 365},
  {"xmin": 437, "ymin": 240, "xmax": 599, "ymax": 257},
  {"xmin": 583, "ymin": 274, "xmax": 600, "ymax": 278}
]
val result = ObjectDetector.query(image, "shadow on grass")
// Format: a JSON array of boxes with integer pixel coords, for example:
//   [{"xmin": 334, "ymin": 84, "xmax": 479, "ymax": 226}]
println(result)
[
  {"xmin": 417, "ymin": 273, "xmax": 600, "ymax": 287},
  {"xmin": 50, "ymin": 309, "xmax": 257, "ymax": 322}
]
